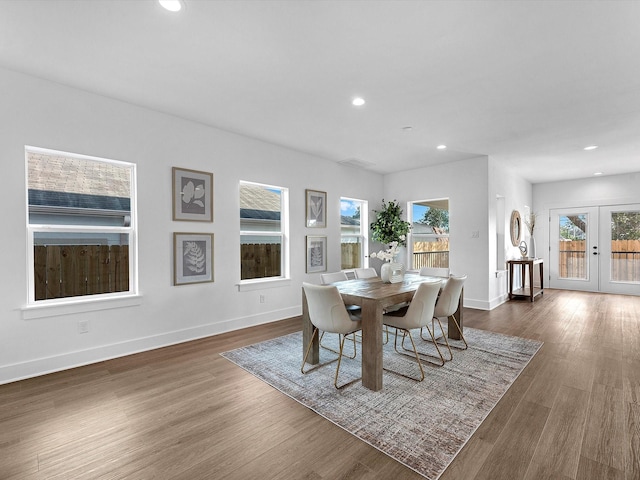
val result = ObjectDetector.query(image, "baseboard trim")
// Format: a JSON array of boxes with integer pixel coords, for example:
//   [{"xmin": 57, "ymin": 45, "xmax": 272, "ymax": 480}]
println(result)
[{"xmin": 0, "ymin": 306, "xmax": 300, "ymax": 385}]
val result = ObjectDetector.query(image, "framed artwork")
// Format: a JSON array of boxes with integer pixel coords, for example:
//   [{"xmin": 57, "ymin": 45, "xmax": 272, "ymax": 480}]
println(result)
[
  {"xmin": 305, "ymin": 189, "xmax": 326, "ymax": 228},
  {"xmin": 306, "ymin": 235, "xmax": 327, "ymax": 273},
  {"xmin": 173, "ymin": 232, "xmax": 214, "ymax": 285},
  {"xmin": 172, "ymin": 167, "xmax": 214, "ymax": 222}
]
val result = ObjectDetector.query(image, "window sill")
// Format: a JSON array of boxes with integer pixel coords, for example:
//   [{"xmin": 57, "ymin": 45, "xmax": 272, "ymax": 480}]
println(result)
[
  {"xmin": 22, "ymin": 293, "xmax": 143, "ymax": 320},
  {"xmin": 237, "ymin": 278, "xmax": 291, "ymax": 292}
]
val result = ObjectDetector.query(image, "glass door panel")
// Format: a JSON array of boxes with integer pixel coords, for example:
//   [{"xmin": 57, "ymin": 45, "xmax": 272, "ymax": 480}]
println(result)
[
  {"xmin": 600, "ymin": 204, "xmax": 640, "ymax": 295},
  {"xmin": 549, "ymin": 207, "xmax": 599, "ymax": 292}
]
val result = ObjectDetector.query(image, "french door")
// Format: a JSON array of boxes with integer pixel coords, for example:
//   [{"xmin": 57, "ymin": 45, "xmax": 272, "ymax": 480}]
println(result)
[{"xmin": 549, "ymin": 205, "xmax": 640, "ymax": 295}]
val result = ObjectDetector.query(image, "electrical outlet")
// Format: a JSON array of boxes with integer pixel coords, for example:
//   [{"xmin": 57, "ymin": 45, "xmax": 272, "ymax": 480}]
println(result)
[
  {"xmin": 471, "ymin": 230, "xmax": 480, "ymax": 238},
  {"xmin": 259, "ymin": 295, "xmax": 265, "ymax": 304},
  {"xmin": 78, "ymin": 320, "xmax": 89, "ymax": 334}
]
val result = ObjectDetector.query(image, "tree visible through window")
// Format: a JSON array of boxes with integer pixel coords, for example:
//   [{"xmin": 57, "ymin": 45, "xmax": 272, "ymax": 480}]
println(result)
[{"xmin": 27, "ymin": 147, "xmax": 137, "ymax": 302}]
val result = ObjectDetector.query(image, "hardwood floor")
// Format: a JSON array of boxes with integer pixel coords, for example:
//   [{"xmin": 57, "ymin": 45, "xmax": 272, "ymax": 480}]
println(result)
[{"xmin": 1, "ymin": 289, "xmax": 638, "ymax": 479}]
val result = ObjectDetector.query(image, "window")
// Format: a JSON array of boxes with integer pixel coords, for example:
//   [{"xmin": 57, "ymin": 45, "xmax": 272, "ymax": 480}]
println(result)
[
  {"xmin": 410, "ymin": 199, "xmax": 449, "ymax": 270},
  {"xmin": 240, "ymin": 181, "xmax": 288, "ymax": 281},
  {"xmin": 26, "ymin": 147, "xmax": 137, "ymax": 304},
  {"xmin": 340, "ymin": 197, "xmax": 367, "ymax": 269}
]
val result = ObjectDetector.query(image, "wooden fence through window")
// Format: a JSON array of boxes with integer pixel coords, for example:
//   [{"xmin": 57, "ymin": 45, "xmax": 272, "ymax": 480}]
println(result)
[
  {"xmin": 241, "ymin": 243, "xmax": 281, "ymax": 280},
  {"xmin": 33, "ymin": 245, "xmax": 129, "ymax": 300},
  {"xmin": 341, "ymin": 243, "xmax": 361, "ymax": 269},
  {"xmin": 559, "ymin": 240, "xmax": 640, "ymax": 281}
]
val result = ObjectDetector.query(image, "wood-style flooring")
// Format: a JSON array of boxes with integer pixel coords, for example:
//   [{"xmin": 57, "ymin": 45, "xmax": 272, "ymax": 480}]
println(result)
[{"xmin": 1, "ymin": 289, "xmax": 638, "ymax": 479}]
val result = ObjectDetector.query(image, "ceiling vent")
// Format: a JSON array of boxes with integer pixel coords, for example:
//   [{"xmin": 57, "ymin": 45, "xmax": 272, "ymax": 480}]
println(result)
[{"xmin": 338, "ymin": 158, "xmax": 376, "ymax": 169}]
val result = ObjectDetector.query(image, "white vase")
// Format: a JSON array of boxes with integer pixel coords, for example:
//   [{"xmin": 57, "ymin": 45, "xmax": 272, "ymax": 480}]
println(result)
[
  {"xmin": 381, "ymin": 262, "xmax": 404, "ymax": 283},
  {"xmin": 529, "ymin": 236, "xmax": 537, "ymax": 258}
]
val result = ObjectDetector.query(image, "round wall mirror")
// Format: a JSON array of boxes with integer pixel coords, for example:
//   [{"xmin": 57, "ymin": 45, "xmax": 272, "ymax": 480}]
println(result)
[{"xmin": 510, "ymin": 210, "xmax": 522, "ymax": 246}]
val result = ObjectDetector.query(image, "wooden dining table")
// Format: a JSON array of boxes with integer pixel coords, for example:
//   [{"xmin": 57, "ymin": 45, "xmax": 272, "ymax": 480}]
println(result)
[{"xmin": 301, "ymin": 274, "xmax": 464, "ymax": 391}]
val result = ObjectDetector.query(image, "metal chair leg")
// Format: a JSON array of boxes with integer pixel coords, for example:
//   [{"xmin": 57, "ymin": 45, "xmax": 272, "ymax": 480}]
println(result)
[
  {"xmin": 320, "ymin": 330, "xmax": 357, "ymax": 359},
  {"xmin": 383, "ymin": 328, "xmax": 425, "ymax": 382},
  {"xmin": 409, "ymin": 323, "xmax": 447, "ymax": 366},
  {"xmin": 301, "ymin": 328, "xmax": 338, "ymax": 374},
  {"xmin": 334, "ymin": 333, "xmax": 362, "ymax": 389},
  {"xmin": 303, "ymin": 328, "xmax": 361, "ymax": 389},
  {"xmin": 444, "ymin": 314, "xmax": 468, "ymax": 350}
]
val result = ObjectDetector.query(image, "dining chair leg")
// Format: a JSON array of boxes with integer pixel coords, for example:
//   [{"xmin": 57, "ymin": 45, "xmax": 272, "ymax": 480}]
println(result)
[
  {"xmin": 424, "ymin": 314, "xmax": 466, "ymax": 355},
  {"xmin": 334, "ymin": 333, "xmax": 362, "ymax": 389},
  {"xmin": 431, "ymin": 317, "xmax": 453, "ymax": 361},
  {"xmin": 445, "ymin": 314, "xmax": 468, "ymax": 350},
  {"xmin": 384, "ymin": 328, "xmax": 425, "ymax": 382},
  {"xmin": 410, "ymin": 324, "xmax": 447, "ymax": 366},
  {"xmin": 320, "ymin": 330, "xmax": 357, "ymax": 359},
  {"xmin": 301, "ymin": 328, "xmax": 338, "ymax": 374}
]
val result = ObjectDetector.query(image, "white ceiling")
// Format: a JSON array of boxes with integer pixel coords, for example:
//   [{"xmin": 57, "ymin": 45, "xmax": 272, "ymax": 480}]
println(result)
[{"xmin": 2, "ymin": 0, "xmax": 639, "ymax": 184}]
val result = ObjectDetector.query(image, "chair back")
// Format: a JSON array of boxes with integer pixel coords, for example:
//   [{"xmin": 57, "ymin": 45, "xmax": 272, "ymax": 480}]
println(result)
[
  {"xmin": 321, "ymin": 271, "xmax": 349, "ymax": 284},
  {"xmin": 400, "ymin": 280, "xmax": 441, "ymax": 329},
  {"xmin": 302, "ymin": 283, "xmax": 359, "ymax": 335},
  {"xmin": 354, "ymin": 267, "xmax": 377, "ymax": 279},
  {"xmin": 434, "ymin": 275, "xmax": 466, "ymax": 318},
  {"xmin": 419, "ymin": 267, "xmax": 450, "ymax": 278}
]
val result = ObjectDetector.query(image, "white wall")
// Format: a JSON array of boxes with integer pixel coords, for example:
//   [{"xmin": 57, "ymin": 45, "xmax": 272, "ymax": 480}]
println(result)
[
  {"xmin": 384, "ymin": 156, "xmax": 534, "ymax": 310},
  {"xmin": 488, "ymin": 158, "xmax": 533, "ymax": 307},
  {"xmin": 0, "ymin": 67, "xmax": 384, "ymax": 384},
  {"xmin": 384, "ymin": 156, "xmax": 490, "ymax": 309},
  {"xmin": 533, "ymin": 172, "xmax": 640, "ymax": 268},
  {"xmin": 1, "ymin": 66, "xmax": 540, "ymax": 384}
]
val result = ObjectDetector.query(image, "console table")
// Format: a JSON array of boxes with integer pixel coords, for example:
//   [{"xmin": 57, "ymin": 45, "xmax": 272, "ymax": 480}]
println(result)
[{"xmin": 508, "ymin": 258, "xmax": 544, "ymax": 302}]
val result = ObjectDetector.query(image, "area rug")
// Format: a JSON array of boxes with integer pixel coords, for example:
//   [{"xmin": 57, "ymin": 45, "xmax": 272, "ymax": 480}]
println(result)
[{"xmin": 221, "ymin": 328, "xmax": 542, "ymax": 480}]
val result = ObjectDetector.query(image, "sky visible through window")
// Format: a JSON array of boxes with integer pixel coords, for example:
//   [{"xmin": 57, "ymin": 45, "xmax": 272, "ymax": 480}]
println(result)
[
  {"xmin": 413, "ymin": 204, "xmax": 428, "ymax": 222},
  {"xmin": 341, "ymin": 199, "xmax": 358, "ymax": 217}
]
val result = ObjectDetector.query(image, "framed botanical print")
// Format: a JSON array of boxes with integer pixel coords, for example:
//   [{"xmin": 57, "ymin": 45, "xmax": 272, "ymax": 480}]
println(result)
[
  {"xmin": 305, "ymin": 189, "xmax": 326, "ymax": 228},
  {"xmin": 172, "ymin": 167, "xmax": 213, "ymax": 222},
  {"xmin": 306, "ymin": 235, "xmax": 327, "ymax": 273},
  {"xmin": 173, "ymin": 232, "xmax": 214, "ymax": 285}
]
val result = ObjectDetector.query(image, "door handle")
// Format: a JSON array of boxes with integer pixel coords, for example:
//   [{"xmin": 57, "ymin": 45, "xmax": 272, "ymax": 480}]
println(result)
[{"xmin": 593, "ymin": 252, "xmax": 599, "ymax": 255}]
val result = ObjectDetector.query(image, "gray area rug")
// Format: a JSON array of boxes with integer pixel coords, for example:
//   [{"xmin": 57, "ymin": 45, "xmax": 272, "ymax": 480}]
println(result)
[{"xmin": 221, "ymin": 328, "xmax": 542, "ymax": 479}]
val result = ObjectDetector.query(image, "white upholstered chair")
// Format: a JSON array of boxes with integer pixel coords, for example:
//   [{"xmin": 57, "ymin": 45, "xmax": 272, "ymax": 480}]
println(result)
[
  {"xmin": 319, "ymin": 271, "xmax": 359, "ymax": 354},
  {"xmin": 301, "ymin": 283, "xmax": 362, "ymax": 389},
  {"xmin": 321, "ymin": 271, "xmax": 349, "ymax": 284},
  {"xmin": 419, "ymin": 267, "xmax": 450, "ymax": 278},
  {"xmin": 382, "ymin": 280, "xmax": 443, "ymax": 381},
  {"xmin": 422, "ymin": 274, "xmax": 467, "ymax": 359},
  {"xmin": 354, "ymin": 267, "xmax": 378, "ymax": 279}
]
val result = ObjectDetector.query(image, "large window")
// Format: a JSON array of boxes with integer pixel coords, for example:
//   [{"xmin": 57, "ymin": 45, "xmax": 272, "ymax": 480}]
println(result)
[
  {"xmin": 410, "ymin": 199, "xmax": 449, "ymax": 270},
  {"xmin": 26, "ymin": 147, "xmax": 137, "ymax": 303},
  {"xmin": 341, "ymin": 197, "xmax": 367, "ymax": 269},
  {"xmin": 240, "ymin": 181, "xmax": 288, "ymax": 280}
]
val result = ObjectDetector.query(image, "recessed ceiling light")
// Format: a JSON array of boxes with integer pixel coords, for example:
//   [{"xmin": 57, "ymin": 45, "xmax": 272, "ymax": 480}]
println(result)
[
  {"xmin": 159, "ymin": 0, "xmax": 183, "ymax": 12},
  {"xmin": 584, "ymin": 145, "xmax": 598, "ymax": 151},
  {"xmin": 437, "ymin": 145, "xmax": 447, "ymax": 150},
  {"xmin": 593, "ymin": 172, "xmax": 604, "ymax": 176},
  {"xmin": 352, "ymin": 97, "xmax": 365, "ymax": 107}
]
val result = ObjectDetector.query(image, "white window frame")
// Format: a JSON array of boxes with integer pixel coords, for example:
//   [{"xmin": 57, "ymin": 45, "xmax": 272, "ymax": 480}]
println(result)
[
  {"xmin": 340, "ymin": 197, "xmax": 368, "ymax": 270},
  {"xmin": 239, "ymin": 181, "xmax": 289, "ymax": 290},
  {"xmin": 23, "ymin": 146, "xmax": 139, "ymax": 318}
]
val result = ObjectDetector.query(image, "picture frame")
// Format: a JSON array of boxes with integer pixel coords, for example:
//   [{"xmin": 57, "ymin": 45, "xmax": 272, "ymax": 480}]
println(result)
[
  {"xmin": 173, "ymin": 232, "xmax": 214, "ymax": 285},
  {"xmin": 305, "ymin": 189, "xmax": 326, "ymax": 228},
  {"xmin": 306, "ymin": 235, "xmax": 327, "ymax": 273},
  {"xmin": 172, "ymin": 167, "xmax": 214, "ymax": 222}
]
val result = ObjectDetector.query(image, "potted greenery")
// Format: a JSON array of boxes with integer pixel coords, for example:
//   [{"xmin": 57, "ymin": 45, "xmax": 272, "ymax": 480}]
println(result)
[
  {"xmin": 370, "ymin": 200, "xmax": 411, "ymax": 282},
  {"xmin": 370, "ymin": 199, "xmax": 411, "ymax": 246}
]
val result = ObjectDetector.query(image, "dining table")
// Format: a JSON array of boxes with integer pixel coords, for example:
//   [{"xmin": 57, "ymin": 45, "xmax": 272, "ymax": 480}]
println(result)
[{"xmin": 301, "ymin": 273, "xmax": 464, "ymax": 391}]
